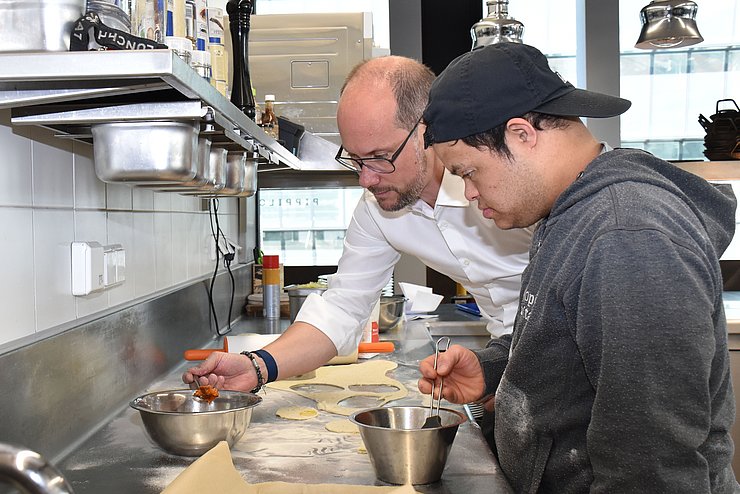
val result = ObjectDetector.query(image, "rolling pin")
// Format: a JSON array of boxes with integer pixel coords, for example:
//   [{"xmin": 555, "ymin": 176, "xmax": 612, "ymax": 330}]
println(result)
[{"xmin": 184, "ymin": 336, "xmax": 394, "ymax": 361}]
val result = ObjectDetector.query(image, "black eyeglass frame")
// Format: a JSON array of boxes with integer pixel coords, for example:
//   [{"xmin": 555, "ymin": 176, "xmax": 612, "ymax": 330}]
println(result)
[{"xmin": 334, "ymin": 117, "xmax": 422, "ymax": 174}]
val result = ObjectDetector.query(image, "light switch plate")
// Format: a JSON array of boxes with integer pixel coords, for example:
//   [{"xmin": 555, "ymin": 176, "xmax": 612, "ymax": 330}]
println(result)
[{"xmin": 103, "ymin": 244, "xmax": 125, "ymax": 287}]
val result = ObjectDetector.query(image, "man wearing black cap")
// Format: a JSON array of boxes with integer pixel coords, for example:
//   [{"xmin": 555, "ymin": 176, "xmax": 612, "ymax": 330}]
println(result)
[{"xmin": 419, "ymin": 43, "xmax": 738, "ymax": 492}]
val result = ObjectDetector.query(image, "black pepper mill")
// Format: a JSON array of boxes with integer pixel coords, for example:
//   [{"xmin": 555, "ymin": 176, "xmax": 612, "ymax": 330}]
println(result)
[{"xmin": 226, "ymin": 0, "xmax": 256, "ymax": 120}]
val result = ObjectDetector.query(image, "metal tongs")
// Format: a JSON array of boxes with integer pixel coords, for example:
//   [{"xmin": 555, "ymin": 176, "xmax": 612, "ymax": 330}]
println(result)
[{"xmin": 422, "ymin": 336, "xmax": 451, "ymax": 429}]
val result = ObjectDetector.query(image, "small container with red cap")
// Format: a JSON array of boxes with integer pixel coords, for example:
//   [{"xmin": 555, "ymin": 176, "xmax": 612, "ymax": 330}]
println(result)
[{"xmin": 262, "ymin": 254, "xmax": 281, "ymax": 319}]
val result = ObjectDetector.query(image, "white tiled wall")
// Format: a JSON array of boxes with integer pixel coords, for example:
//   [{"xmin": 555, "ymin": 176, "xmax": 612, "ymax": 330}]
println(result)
[{"xmin": 0, "ymin": 110, "xmax": 240, "ymax": 347}]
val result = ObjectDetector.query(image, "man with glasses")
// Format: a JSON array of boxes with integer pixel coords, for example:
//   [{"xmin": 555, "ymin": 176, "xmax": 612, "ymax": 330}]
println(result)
[{"xmin": 183, "ymin": 57, "xmax": 532, "ymax": 417}]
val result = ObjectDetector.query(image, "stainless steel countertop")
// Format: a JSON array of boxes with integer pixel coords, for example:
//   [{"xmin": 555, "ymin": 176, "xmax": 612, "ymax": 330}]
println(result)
[{"xmin": 58, "ymin": 307, "xmax": 513, "ymax": 493}]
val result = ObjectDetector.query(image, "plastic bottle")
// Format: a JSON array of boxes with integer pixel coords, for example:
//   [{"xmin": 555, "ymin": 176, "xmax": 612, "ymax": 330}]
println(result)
[
  {"xmin": 362, "ymin": 299, "xmax": 380, "ymax": 343},
  {"xmin": 262, "ymin": 254, "xmax": 281, "ymax": 320},
  {"xmin": 261, "ymin": 94, "xmax": 279, "ymax": 140},
  {"xmin": 166, "ymin": 0, "xmax": 186, "ymax": 37},
  {"xmin": 185, "ymin": 0, "xmax": 197, "ymax": 46},
  {"xmin": 195, "ymin": 0, "xmax": 208, "ymax": 51}
]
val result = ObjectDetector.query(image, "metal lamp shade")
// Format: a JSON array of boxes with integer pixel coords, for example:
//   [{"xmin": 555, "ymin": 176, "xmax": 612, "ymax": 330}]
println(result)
[
  {"xmin": 471, "ymin": 0, "xmax": 524, "ymax": 50},
  {"xmin": 635, "ymin": 0, "xmax": 703, "ymax": 49}
]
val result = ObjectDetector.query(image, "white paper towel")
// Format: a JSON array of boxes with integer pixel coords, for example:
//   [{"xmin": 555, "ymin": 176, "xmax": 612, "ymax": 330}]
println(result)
[{"xmin": 399, "ymin": 282, "xmax": 443, "ymax": 313}]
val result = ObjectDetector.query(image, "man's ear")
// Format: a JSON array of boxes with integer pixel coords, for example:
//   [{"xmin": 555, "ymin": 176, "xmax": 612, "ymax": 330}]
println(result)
[{"xmin": 505, "ymin": 118, "xmax": 537, "ymax": 148}]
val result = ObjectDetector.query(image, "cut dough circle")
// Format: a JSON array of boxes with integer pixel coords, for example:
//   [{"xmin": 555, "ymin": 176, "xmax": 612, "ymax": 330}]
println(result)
[
  {"xmin": 325, "ymin": 419, "xmax": 359, "ymax": 434},
  {"xmin": 275, "ymin": 406, "xmax": 319, "ymax": 420}
]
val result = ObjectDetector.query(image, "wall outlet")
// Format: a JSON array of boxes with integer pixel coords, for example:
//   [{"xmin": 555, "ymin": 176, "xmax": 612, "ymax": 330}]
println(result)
[{"xmin": 71, "ymin": 241, "xmax": 105, "ymax": 296}]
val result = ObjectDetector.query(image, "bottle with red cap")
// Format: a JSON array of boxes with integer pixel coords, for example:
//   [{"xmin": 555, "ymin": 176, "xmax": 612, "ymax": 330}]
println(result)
[{"xmin": 262, "ymin": 254, "xmax": 281, "ymax": 319}]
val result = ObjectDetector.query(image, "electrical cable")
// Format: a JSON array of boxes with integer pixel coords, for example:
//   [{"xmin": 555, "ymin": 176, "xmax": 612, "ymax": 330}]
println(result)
[
  {"xmin": 207, "ymin": 198, "xmax": 235, "ymax": 337},
  {"xmin": 207, "ymin": 199, "xmax": 221, "ymax": 335}
]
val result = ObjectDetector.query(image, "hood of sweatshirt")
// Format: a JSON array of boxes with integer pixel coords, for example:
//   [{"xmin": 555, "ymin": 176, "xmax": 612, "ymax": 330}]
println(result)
[{"xmin": 544, "ymin": 148, "xmax": 737, "ymax": 257}]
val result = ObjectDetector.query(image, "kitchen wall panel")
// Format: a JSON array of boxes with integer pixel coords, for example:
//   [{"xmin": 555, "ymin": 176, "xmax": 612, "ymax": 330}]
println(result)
[
  {"xmin": 31, "ymin": 128, "xmax": 74, "ymax": 208},
  {"xmin": 0, "ymin": 208, "xmax": 34, "ymax": 339},
  {"xmin": 73, "ymin": 141, "xmax": 105, "ymax": 209},
  {"xmin": 0, "ymin": 112, "xmax": 32, "ymax": 207},
  {"xmin": 33, "ymin": 209, "xmax": 76, "ymax": 330},
  {"xmin": 0, "ymin": 112, "xmax": 243, "ymax": 350}
]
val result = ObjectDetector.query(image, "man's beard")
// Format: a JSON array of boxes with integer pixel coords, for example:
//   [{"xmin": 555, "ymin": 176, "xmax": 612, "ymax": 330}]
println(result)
[{"xmin": 370, "ymin": 146, "xmax": 427, "ymax": 212}]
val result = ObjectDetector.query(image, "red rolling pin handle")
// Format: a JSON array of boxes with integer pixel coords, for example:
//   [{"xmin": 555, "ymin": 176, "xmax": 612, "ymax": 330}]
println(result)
[
  {"xmin": 183, "ymin": 337, "xmax": 229, "ymax": 361},
  {"xmin": 183, "ymin": 338, "xmax": 395, "ymax": 361}
]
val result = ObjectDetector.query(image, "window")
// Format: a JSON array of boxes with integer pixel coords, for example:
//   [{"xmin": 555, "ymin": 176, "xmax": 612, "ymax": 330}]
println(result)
[
  {"xmin": 504, "ymin": 0, "xmax": 740, "ymax": 161},
  {"xmin": 259, "ymin": 187, "xmax": 364, "ymax": 265}
]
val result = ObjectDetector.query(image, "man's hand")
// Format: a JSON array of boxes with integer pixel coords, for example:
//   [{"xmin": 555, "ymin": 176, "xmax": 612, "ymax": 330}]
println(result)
[
  {"xmin": 182, "ymin": 352, "xmax": 257, "ymax": 392},
  {"xmin": 418, "ymin": 344, "xmax": 486, "ymax": 404}
]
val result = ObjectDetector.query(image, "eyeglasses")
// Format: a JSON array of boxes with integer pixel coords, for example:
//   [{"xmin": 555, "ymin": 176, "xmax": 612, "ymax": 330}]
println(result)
[{"xmin": 335, "ymin": 117, "xmax": 422, "ymax": 174}]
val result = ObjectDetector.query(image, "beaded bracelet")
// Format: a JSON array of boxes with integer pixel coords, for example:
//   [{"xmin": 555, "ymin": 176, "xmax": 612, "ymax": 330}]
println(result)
[
  {"xmin": 241, "ymin": 351, "xmax": 264, "ymax": 393},
  {"xmin": 253, "ymin": 349, "xmax": 278, "ymax": 383}
]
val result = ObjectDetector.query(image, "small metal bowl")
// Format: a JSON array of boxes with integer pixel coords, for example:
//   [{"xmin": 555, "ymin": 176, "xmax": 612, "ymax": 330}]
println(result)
[
  {"xmin": 91, "ymin": 120, "xmax": 199, "ymax": 183},
  {"xmin": 130, "ymin": 389, "xmax": 262, "ymax": 456},
  {"xmin": 350, "ymin": 406, "xmax": 466, "ymax": 484},
  {"xmin": 379, "ymin": 295, "xmax": 406, "ymax": 332}
]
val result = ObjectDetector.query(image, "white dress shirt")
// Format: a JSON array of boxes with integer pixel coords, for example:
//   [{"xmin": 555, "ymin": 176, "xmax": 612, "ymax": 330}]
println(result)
[{"xmin": 295, "ymin": 169, "xmax": 533, "ymax": 356}]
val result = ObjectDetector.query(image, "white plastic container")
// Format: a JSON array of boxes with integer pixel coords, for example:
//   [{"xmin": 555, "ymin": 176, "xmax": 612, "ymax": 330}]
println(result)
[{"xmin": 165, "ymin": 35, "xmax": 193, "ymax": 64}]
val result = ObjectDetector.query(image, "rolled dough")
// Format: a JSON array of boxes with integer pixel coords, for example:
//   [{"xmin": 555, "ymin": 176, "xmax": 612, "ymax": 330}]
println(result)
[
  {"xmin": 162, "ymin": 441, "xmax": 418, "ymax": 493},
  {"xmin": 266, "ymin": 360, "xmax": 408, "ymax": 416}
]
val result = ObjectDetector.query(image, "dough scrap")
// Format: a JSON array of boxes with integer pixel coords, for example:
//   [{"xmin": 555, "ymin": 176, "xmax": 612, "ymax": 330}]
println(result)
[
  {"xmin": 162, "ymin": 441, "xmax": 417, "ymax": 493},
  {"xmin": 325, "ymin": 419, "xmax": 359, "ymax": 434},
  {"xmin": 276, "ymin": 406, "xmax": 318, "ymax": 420},
  {"xmin": 267, "ymin": 360, "xmax": 408, "ymax": 416}
]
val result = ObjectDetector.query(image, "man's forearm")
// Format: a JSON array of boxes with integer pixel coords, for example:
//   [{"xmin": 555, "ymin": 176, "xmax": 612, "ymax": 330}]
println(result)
[{"xmin": 262, "ymin": 322, "xmax": 338, "ymax": 380}]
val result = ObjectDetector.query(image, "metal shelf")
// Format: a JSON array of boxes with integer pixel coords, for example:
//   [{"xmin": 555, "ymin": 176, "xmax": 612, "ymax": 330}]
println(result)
[
  {"xmin": 0, "ymin": 50, "xmax": 302, "ymax": 169},
  {"xmin": 672, "ymin": 160, "xmax": 740, "ymax": 181}
]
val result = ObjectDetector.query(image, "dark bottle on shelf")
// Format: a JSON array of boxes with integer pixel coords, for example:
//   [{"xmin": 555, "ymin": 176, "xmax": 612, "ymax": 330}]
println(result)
[{"xmin": 226, "ymin": 0, "xmax": 256, "ymax": 120}]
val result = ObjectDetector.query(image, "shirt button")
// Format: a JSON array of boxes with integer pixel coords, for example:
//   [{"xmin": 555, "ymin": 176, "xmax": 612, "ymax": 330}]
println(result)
[
  {"xmin": 439, "ymin": 221, "xmax": 448, "ymax": 230},
  {"xmin": 462, "ymin": 259, "xmax": 470, "ymax": 266}
]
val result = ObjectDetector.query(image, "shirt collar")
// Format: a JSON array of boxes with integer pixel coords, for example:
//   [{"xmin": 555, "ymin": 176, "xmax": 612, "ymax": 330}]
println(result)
[
  {"xmin": 436, "ymin": 168, "xmax": 469, "ymax": 207},
  {"xmin": 407, "ymin": 168, "xmax": 469, "ymax": 214}
]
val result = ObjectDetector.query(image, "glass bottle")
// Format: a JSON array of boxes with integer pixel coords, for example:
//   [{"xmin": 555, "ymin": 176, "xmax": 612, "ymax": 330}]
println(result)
[{"xmin": 261, "ymin": 94, "xmax": 279, "ymax": 140}]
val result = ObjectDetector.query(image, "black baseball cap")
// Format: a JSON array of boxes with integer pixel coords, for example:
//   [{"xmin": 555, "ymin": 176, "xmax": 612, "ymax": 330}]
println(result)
[{"xmin": 422, "ymin": 42, "xmax": 631, "ymax": 145}]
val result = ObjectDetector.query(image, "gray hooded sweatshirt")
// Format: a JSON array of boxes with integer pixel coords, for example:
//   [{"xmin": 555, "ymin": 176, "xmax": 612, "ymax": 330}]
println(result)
[{"xmin": 474, "ymin": 149, "xmax": 738, "ymax": 493}]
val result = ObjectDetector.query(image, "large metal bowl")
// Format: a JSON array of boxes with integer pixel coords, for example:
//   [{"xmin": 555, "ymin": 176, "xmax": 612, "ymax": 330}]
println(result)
[
  {"xmin": 130, "ymin": 389, "xmax": 262, "ymax": 456},
  {"xmin": 379, "ymin": 295, "xmax": 406, "ymax": 332},
  {"xmin": 350, "ymin": 406, "xmax": 466, "ymax": 484}
]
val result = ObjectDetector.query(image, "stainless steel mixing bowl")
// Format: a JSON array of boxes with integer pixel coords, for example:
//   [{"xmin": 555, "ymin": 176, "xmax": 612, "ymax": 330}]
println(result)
[
  {"xmin": 350, "ymin": 406, "xmax": 466, "ymax": 484},
  {"xmin": 378, "ymin": 295, "xmax": 406, "ymax": 332},
  {"xmin": 130, "ymin": 389, "xmax": 262, "ymax": 456}
]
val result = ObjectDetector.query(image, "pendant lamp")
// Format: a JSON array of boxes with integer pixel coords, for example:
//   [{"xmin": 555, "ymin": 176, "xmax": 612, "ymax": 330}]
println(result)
[
  {"xmin": 635, "ymin": 0, "xmax": 703, "ymax": 49},
  {"xmin": 471, "ymin": 0, "xmax": 524, "ymax": 50}
]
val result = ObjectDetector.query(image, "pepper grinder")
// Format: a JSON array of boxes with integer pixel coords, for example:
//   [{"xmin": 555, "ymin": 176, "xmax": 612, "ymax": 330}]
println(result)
[{"xmin": 226, "ymin": 0, "xmax": 256, "ymax": 120}]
